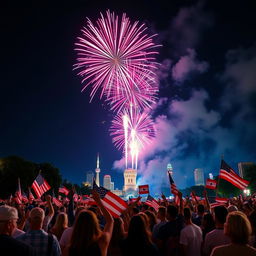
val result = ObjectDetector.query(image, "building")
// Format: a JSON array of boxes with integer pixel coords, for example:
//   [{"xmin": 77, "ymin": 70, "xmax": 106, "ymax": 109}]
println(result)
[
  {"xmin": 167, "ymin": 163, "xmax": 173, "ymax": 175},
  {"xmin": 85, "ymin": 171, "xmax": 94, "ymax": 187},
  {"xmin": 103, "ymin": 175, "xmax": 111, "ymax": 190},
  {"xmin": 110, "ymin": 181, "xmax": 114, "ymax": 191},
  {"xmin": 95, "ymin": 153, "xmax": 100, "ymax": 186},
  {"xmin": 238, "ymin": 162, "xmax": 255, "ymax": 178},
  {"xmin": 194, "ymin": 168, "xmax": 205, "ymax": 186},
  {"xmin": 123, "ymin": 168, "xmax": 137, "ymax": 196}
]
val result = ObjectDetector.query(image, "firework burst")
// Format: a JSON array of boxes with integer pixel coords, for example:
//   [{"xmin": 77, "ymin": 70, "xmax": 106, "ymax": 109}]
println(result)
[
  {"xmin": 74, "ymin": 10, "xmax": 159, "ymax": 103},
  {"xmin": 110, "ymin": 106, "xmax": 155, "ymax": 169}
]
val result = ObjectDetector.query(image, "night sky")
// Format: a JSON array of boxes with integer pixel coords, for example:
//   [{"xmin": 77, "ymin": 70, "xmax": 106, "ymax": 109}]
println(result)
[{"xmin": 1, "ymin": 1, "xmax": 256, "ymax": 193}]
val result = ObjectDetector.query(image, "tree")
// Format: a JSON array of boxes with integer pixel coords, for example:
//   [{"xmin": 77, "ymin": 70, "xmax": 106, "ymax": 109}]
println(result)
[{"xmin": 0, "ymin": 156, "xmax": 62, "ymax": 198}]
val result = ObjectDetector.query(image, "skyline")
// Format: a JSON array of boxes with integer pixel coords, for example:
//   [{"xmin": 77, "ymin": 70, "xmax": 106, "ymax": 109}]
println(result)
[{"xmin": 1, "ymin": 1, "xmax": 256, "ymax": 194}]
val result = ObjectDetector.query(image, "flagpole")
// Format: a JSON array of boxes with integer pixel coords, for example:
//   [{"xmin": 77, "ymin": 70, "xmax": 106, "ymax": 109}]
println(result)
[{"xmin": 216, "ymin": 155, "xmax": 224, "ymax": 198}]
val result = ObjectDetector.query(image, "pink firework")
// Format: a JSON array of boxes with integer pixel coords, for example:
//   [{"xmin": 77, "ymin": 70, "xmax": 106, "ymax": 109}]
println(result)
[
  {"xmin": 74, "ymin": 10, "xmax": 159, "ymax": 104},
  {"xmin": 110, "ymin": 106, "xmax": 155, "ymax": 169},
  {"xmin": 105, "ymin": 68, "xmax": 158, "ymax": 112}
]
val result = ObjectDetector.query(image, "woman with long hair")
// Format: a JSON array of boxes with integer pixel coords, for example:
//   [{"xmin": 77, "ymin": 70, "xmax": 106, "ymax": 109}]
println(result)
[
  {"xmin": 63, "ymin": 190, "xmax": 113, "ymax": 256},
  {"xmin": 120, "ymin": 214, "xmax": 159, "ymax": 256},
  {"xmin": 50, "ymin": 212, "xmax": 68, "ymax": 240},
  {"xmin": 211, "ymin": 211, "xmax": 256, "ymax": 256},
  {"xmin": 108, "ymin": 217, "xmax": 127, "ymax": 256}
]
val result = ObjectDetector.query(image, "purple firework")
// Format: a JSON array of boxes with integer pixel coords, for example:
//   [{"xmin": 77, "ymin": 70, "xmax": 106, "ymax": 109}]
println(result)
[{"xmin": 74, "ymin": 10, "xmax": 159, "ymax": 105}]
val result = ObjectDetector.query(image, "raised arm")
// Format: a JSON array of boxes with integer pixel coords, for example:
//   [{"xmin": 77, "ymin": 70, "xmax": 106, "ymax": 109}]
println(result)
[
  {"xmin": 203, "ymin": 189, "xmax": 210, "ymax": 212},
  {"xmin": 178, "ymin": 191, "xmax": 183, "ymax": 215},
  {"xmin": 92, "ymin": 190, "xmax": 113, "ymax": 235}
]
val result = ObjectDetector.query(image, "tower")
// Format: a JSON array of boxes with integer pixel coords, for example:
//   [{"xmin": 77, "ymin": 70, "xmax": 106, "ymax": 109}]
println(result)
[
  {"xmin": 95, "ymin": 153, "xmax": 100, "ymax": 186},
  {"xmin": 123, "ymin": 168, "xmax": 137, "ymax": 194},
  {"xmin": 103, "ymin": 175, "xmax": 111, "ymax": 190},
  {"xmin": 86, "ymin": 171, "xmax": 94, "ymax": 187},
  {"xmin": 167, "ymin": 163, "xmax": 173, "ymax": 175},
  {"xmin": 194, "ymin": 168, "xmax": 205, "ymax": 186}
]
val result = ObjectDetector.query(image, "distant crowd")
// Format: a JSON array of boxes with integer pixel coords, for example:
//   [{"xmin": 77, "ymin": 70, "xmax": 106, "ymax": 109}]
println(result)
[{"xmin": 1, "ymin": 189, "xmax": 256, "ymax": 256}]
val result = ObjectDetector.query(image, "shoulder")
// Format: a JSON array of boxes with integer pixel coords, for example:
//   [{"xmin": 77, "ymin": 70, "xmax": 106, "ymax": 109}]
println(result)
[{"xmin": 211, "ymin": 244, "xmax": 232, "ymax": 256}]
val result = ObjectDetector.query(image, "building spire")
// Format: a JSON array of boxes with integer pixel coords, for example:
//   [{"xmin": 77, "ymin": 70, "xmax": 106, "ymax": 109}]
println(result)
[
  {"xmin": 97, "ymin": 152, "xmax": 100, "ymax": 169},
  {"xmin": 95, "ymin": 153, "xmax": 100, "ymax": 186}
]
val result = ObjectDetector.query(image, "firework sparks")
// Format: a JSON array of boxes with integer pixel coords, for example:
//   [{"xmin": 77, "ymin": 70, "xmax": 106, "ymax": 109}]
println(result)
[
  {"xmin": 74, "ymin": 10, "xmax": 159, "ymax": 104},
  {"xmin": 110, "ymin": 106, "xmax": 155, "ymax": 169}
]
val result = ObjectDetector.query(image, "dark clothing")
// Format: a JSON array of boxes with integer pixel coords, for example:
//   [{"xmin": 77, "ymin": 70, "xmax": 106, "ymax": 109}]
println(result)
[
  {"xmin": 69, "ymin": 242, "xmax": 101, "ymax": 256},
  {"xmin": 158, "ymin": 214, "xmax": 184, "ymax": 256},
  {"xmin": 120, "ymin": 238, "xmax": 159, "ymax": 256},
  {"xmin": 0, "ymin": 234, "xmax": 35, "ymax": 256},
  {"xmin": 158, "ymin": 214, "xmax": 184, "ymax": 240},
  {"xmin": 192, "ymin": 215, "xmax": 203, "ymax": 226}
]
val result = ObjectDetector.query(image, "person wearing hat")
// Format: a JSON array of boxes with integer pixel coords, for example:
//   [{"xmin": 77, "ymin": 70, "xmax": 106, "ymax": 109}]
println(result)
[
  {"xmin": 0, "ymin": 205, "xmax": 35, "ymax": 255},
  {"xmin": 17, "ymin": 207, "xmax": 61, "ymax": 256}
]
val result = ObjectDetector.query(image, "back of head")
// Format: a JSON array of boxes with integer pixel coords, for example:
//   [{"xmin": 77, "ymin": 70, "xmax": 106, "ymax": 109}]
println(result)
[
  {"xmin": 0, "ymin": 205, "xmax": 18, "ymax": 234},
  {"xmin": 167, "ymin": 205, "xmax": 178, "ymax": 220},
  {"xmin": 184, "ymin": 208, "xmax": 191, "ymax": 220},
  {"xmin": 157, "ymin": 206, "xmax": 167, "ymax": 218},
  {"xmin": 225, "ymin": 211, "xmax": 252, "ymax": 244},
  {"xmin": 29, "ymin": 207, "xmax": 45, "ymax": 225},
  {"xmin": 0, "ymin": 205, "xmax": 18, "ymax": 222},
  {"xmin": 197, "ymin": 204, "xmax": 205, "ymax": 214},
  {"xmin": 70, "ymin": 210, "xmax": 101, "ymax": 252},
  {"xmin": 128, "ymin": 214, "xmax": 151, "ymax": 244},
  {"xmin": 227, "ymin": 205, "xmax": 238, "ymax": 213},
  {"xmin": 111, "ymin": 217, "xmax": 125, "ymax": 245},
  {"xmin": 214, "ymin": 206, "xmax": 228, "ymax": 224},
  {"xmin": 54, "ymin": 212, "xmax": 68, "ymax": 229}
]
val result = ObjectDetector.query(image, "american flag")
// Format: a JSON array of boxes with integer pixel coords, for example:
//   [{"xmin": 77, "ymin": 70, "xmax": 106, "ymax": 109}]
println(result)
[
  {"xmin": 28, "ymin": 187, "xmax": 35, "ymax": 203},
  {"xmin": 219, "ymin": 160, "xmax": 249, "ymax": 190},
  {"xmin": 168, "ymin": 171, "xmax": 180, "ymax": 205},
  {"xmin": 52, "ymin": 191, "xmax": 62, "ymax": 207},
  {"xmin": 138, "ymin": 185, "xmax": 149, "ymax": 194},
  {"xmin": 15, "ymin": 178, "xmax": 22, "ymax": 204},
  {"xmin": 22, "ymin": 192, "xmax": 29, "ymax": 203},
  {"xmin": 31, "ymin": 174, "xmax": 51, "ymax": 198},
  {"xmin": 210, "ymin": 202, "xmax": 226, "ymax": 208},
  {"xmin": 58, "ymin": 186, "xmax": 69, "ymax": 196},
  {"xmin": 73, "ymin": 193, "xmax": 79, "ymax": 202},
  {"xmin": 93, "ymin": 181, "xmax": 127, "ymax": 218},
  {"xmin": 215, "ymin": 197, "xmax": 228, "ymax": 204},
  {"xmin": 205, "ymin": 178, "xmax": 217, "ymax": 189},
  {"xmin": 145, "ymin": 195, "xmax": 159, "ymax": 212}
]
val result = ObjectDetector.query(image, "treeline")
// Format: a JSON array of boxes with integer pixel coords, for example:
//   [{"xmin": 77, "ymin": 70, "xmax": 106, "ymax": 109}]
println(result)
[{"xmin": 0, "ymin": 156, "xmax": 62, "ymax": 198}]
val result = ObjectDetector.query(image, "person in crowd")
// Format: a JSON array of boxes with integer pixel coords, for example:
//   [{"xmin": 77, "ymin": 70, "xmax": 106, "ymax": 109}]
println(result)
[
  {"xmin": 0, "ymin": 205, "xmax": 35, "ymax": 255},
  {"xmin": 211, "ymin": 211, "xmax": 256, "ymax": 256},
  {"xmin": 157, "ymin": 192, "xmax": 183, "ymax": 256},
  {"xmin": 63, "ymin": 189, "xmax": 113, "ymax": 256},
  {"xmin": 17, "ymin": 207, "xmax": 61, "ymax": 256},
  {"xmin": 108, "ymin": 217, "xmax": 127, "ymax": 256},
  {"xmin": 50, "ymin": 212, "xmax": 68, "ymax": 240},
  {"xmin": 201, "ymin": 213, "xmax": 215, "ymax": 240},
  {"xmin": 203, "ymin": 206, "xmax": 230, "ymax": 256},
  {"xmin": 227, "ymin": 205, "xmax": 238, "ymax": 212},
  {"xmin": 120, "ymin": 214, "xmax": 159, "ymax": 256},
  {"xmin": 43, "ymin": 195, "xmax": 55, "ymax": 231},
  {"xmin": 145, "ymin": 210, "xmax": 157, "ymax": 232},
  {"xmin": 193, "ymin": 204, "xmax": 205, "ymax": 227},
  {"xmin": 152, "ymin": 206, "xmax": 167, "ymax": 241},
  {"xmin": 59, "ymin": 206, "xmax": 85, "ymax": 252},
  {"xmin": 180, "ymin": 207, "xmax": 202, "ymax": 256}
]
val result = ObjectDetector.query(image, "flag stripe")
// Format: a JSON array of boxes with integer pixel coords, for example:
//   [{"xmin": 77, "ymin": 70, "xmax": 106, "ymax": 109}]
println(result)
[
  {"xmin": 105, "ymin": 193, "xmax": 127, "ymax": 210},
  {"xmin": 219, "ymin": 170, "xmax": 248, "ymax": 189}
]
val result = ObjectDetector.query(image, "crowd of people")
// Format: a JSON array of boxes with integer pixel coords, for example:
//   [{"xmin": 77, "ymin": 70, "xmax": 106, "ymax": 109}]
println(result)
[{"xmin": 0, "ymin": 189, "xmax": 256, "ymax": 256}]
